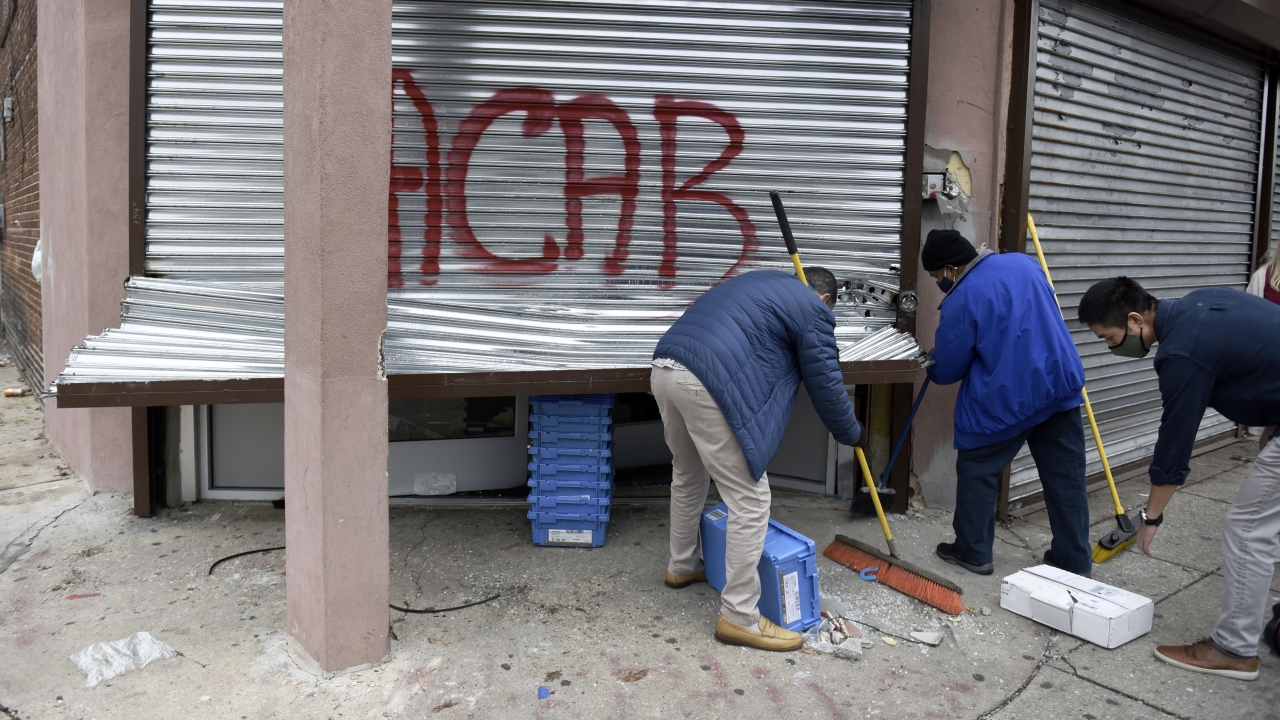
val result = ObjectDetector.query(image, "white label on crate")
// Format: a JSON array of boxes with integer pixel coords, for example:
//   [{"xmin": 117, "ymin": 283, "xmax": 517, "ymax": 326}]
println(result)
[
  {"xmin": 782, "ymin": 571, "xmax": 801, "ymax": 625},
  {"xmin": 705, "ymin": 509, "xmax": 727, "ymax": 522},
  {"xmin": 548, "ymin": 529, "xmax": 593, "ymax": 545}
]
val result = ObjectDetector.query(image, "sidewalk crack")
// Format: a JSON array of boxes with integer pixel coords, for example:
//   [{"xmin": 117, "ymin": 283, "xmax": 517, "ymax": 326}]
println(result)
[
  {"xmin": 1058, "ymin": 654, "xmax": 1191, "ymax": 719},
  {"xmin": 976, "ymin": 632, "xmax": 1055, "ymax": 719}
]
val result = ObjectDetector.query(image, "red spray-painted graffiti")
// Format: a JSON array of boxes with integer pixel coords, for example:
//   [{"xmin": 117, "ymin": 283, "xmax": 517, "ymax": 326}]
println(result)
[
  {"xmin": 653, "ymin": 95, "xmax": 757, "ymax": 287},
  {"xmin": 388, "ymin": 69, "xmax": 442, "ymax": 287},
  {"xmin": 558, "ymin": 94, "xmax": 641, "ymax": 274},
  {"xmin": 387, "ymin": 72, "xmax": 753, "ymax": 288}
]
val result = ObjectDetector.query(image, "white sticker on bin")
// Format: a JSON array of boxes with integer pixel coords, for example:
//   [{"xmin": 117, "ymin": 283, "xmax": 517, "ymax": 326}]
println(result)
[
  {"xmin": 705, "ymin": 509, "xmax": 727, "ymax": 522},
  {"xmin": 782, "ymin": 571, "xmax": 801, "ymax": 625},
  {"xmin": 548, "ymin": 529, "xmax": 593, "ymax": 545}
]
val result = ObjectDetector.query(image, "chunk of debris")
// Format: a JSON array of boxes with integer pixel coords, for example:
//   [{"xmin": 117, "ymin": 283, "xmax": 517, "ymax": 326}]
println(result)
[
  {"xmin": 882, "ymin": 637, "xmax": 898, "ymax": 646},
  {"xmin": 834, "ymin": 639, "xmax": 863, "ymax": 661},
  {"xmin": 544, "ymin": 670, "xmax": 562, "ymax": 682},
  {"xmin": 820, "ymin": 597, "xmax": 849, "ymax": 618},
  {"xmin": 620, "ymin": 669, "xmax": 648, "ymax": 683},
  {"xmin": 981, "ymin": 607, "xmax": 993, "ymax": 616},
  {"xmin": 432, "ymin": 699, "xmax": 458, "ymax": 713},
  {"xmin": 910, "ymin": 631, "xmax": 944, "ymax": 646}
]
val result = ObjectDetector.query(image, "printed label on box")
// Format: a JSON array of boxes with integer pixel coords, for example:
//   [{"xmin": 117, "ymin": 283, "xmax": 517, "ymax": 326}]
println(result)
[
  {"xmin": 705, "ymin": 509, "xmax": 727, "ymax": 522},
  {"xmin": 548, "ymin": 529, "xmax": 593, "ymax": 545},
  {"xmin": 782, "ymin": 571, "xmax": 801, "ymax": 624}
]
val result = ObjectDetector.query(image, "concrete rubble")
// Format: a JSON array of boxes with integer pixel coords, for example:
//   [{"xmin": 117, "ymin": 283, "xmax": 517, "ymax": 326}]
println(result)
[{"xmin": 1, "ymin": 353, "xmax": 1278, "ymax": 718}]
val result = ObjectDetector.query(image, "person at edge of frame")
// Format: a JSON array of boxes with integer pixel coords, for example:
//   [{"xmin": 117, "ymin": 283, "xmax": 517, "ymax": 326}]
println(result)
[
  {"xmin": 922, "ymin": 229, "xmax": 1093, "ymax": 578},
  {"xmin": 1079, "ymin": 277, "xmax": 1280, "ymax": 682},
  {"xmin": 650, "ymin": 267, "xmax": 862, "ymax": 652}
]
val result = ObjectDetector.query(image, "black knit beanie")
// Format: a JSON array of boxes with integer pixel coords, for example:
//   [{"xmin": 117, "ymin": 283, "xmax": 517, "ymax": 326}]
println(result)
[{"xmin": 921, "ymin": 229, "xmax": 978, "ymax": 272}]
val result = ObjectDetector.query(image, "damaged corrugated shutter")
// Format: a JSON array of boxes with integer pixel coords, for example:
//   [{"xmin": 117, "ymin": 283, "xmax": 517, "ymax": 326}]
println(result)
[
  {"xmin": 145, "ymin": 1, "xmax": 284, "ymax": 282},
  {"xmin": 141, "ymin": 0, "xmax": 915, "ymax": 372},
  {"xmin": 1013, "ymin": 0, "xmax": 1259, "ymax": 502},
  {"xmin": 385, "ymin": 0, "xmax": 914, "ymax": 368}
]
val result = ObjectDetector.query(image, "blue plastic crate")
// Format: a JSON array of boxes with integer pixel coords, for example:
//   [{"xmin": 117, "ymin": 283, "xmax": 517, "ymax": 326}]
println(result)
[
  {"xmin": 699, "ymin": 502, "xmax": 821, "ymax": 632},
  {"xmin": 527, "ymin": 491, "xmax": 612, "ymax": 513},
  {"xmin": 529, "ymin": 395, "xmax": 615, "ymax": 418},
  {"xmin": 528, "ymin": 461, "xmax": 612, "ymax": 483},
  {"xmin": 527, "ymin": 429, "xmax": 613, "ymax": 450},
  {"xmin": 528, "ymin": 509, "xmax": 611, "ymax": 547},
  {"xmin": 529, "ymin": 446, "xmax": 612, "ymax": 462},
  {"xmin": 527, "ymin": 473, "xmax": 614, "ymax": 496},
  {"xmin": 529, "ymin": 415, "xmax": 613, "ymax": 432}
]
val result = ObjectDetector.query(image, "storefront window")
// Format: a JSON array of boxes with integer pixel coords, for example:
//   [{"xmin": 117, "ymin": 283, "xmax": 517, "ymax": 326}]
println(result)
[{"xmin": 389, "ymin": 397, "xmax": 516, "ymax": 442}]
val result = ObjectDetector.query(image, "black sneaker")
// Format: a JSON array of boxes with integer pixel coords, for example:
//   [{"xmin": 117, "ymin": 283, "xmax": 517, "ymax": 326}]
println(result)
[
  {"xmin": 935, "ymin": 542, "xmax": 994, "ymax": 575},
  {"xmin": 1265, "ymin": 603, "xmax": 1280, "ymax": 657},
  {"xmin": 1042, "ymin": 549, "xmax": 1091, "ymax": 578}
]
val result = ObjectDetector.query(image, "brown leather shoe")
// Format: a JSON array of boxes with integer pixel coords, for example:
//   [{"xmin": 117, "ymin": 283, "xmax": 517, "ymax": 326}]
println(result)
[
  {"xmin": 664, "ymin": 569, "xmax": 706, "ymax": 589},
  {"xmin": 1154, "ymin": 638, "xmax": 1259, "ymax": 681},
  {"xmin": 714, "ymin": 615, "xmax": 803, "ymax": 652}
]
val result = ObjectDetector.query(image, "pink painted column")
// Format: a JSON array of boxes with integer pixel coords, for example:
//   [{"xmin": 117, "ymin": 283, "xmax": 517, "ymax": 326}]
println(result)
[
  {"xmin": 36, "ymin": 0, "xmax": 133, "ymax": 492},
  {"xmin": 282, "ymin": 0, "xmax": 392, "ymax": 671}
]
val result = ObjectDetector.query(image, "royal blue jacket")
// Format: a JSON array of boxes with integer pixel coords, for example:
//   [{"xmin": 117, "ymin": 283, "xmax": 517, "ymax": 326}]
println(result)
[
  {"xmin": 928, "ymin": 252, "xmax": 1084, "ymax": 450},
  {"xmin": 1148, "ymin": 289, "xmax": 1280, "ymax": 486},
  {"xmin": 653, "ymin": 270, "xmax": 862, "ymax": 480}
]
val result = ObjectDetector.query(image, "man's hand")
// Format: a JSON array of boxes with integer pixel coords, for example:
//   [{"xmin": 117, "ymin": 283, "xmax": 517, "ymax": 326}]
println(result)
[{"xmin": 1136, "ymin": 524, "xmax": 1159, "ymax": 556}]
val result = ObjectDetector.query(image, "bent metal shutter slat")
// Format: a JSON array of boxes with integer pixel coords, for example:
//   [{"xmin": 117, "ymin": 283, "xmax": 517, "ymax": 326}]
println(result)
[
  {"xmin": 1012, "ymin": 0, "xmax": 1259, "ymax": 501},
  {"xmin": 140, "ymin": 0, "xmax": 915, "ymax": 374}
]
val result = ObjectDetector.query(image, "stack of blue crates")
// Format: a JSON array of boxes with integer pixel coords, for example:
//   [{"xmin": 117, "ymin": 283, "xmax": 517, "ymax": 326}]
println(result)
[{"xmin": 526, "ymin": 394, "xmax": 615, "ymax": 548}]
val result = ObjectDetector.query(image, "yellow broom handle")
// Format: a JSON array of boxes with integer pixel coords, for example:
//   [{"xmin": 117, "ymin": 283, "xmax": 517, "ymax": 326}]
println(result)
[
  {"xmin": 855, "ymin": 446, "xmax": 892, "ymax": 542},
  {"xmin": 1026, "ymin": 214, "xmax": 1125, "ymax": 517},
  {"xmin": 790, "ymin": 254, "xmax": 808, "ymax": 285}
]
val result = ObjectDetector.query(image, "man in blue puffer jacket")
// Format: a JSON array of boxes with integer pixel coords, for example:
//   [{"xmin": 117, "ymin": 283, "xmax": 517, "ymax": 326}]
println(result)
[
  {"xmin": 923, "ymin": 229, "xmax": 1091, "ymax": 577},
  {"xmin": 652, "ymin": 267, "xmax": 862, "ymax": 652}
]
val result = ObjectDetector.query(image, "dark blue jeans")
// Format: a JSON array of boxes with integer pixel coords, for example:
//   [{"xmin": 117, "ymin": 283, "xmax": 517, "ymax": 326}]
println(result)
[{"xmin": 953, "ymin": 406, "xmax": 1092, "ymax": 575}]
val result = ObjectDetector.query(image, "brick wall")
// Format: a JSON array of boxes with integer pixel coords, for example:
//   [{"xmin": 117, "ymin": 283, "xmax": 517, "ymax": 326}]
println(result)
[{"xmin": 0, "ymin": 0, "xmax": 39, "ymax": 389}]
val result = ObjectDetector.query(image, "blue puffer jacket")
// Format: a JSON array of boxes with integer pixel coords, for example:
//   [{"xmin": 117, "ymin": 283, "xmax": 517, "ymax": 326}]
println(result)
[
  {"xmin": 928, "ymin": 252, "xmax": 1084, "ymax": 450},
  {"xmin": 653, "ymin": 270, "xmax": 862, "ymax": 480}
]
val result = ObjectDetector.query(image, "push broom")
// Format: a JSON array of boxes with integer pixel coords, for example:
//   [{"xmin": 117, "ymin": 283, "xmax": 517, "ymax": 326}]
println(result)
[
  {"xmin": 1026, "ymin": 214, "xmax": 1135, "ymax": 562},
  {"xmin": 768, "ymin": 191, "xmax": 965, "ymax": 614}
]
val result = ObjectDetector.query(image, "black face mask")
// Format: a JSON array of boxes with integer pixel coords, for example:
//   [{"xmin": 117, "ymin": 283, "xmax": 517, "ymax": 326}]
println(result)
[{"xmin": 936, "ymin": 277, "xmax": 954, "ymax": 294}]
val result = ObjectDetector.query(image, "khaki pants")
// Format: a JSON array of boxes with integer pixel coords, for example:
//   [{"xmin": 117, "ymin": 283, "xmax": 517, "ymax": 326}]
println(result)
[{"xmin": 651, "ymin": 366, "xmax": 770, "ymax": 627}]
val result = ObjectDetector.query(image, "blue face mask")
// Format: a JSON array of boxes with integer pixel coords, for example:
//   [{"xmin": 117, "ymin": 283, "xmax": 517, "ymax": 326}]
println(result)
[{"xmin": 936, "ymin": 277, "xmax": 954, "ymax": 294}]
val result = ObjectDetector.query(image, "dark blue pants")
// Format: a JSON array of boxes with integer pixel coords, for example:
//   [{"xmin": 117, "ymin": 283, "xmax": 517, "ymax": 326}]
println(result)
[{"xmin": 953, "ymin": 406, "xmax": 1092, "ymax": 575}]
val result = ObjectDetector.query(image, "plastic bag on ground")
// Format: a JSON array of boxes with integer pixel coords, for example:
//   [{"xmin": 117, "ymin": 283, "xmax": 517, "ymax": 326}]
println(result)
[{"xmin": 69, "ymin": 631, "xmax": 177, "ymax": 687}]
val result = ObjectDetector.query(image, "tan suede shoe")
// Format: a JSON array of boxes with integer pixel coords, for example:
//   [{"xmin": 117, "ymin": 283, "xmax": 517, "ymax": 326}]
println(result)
[
  {"xmin": 664, "ymin": 569, "xmax": 706, "ymax": 589},
  {"xmin": 1154, "ymin": 638, "xmax": 1259, "ymax": 681},
  {"xmin": 714, "ymin": 615, "xmax": 803, "ymax": 652}
]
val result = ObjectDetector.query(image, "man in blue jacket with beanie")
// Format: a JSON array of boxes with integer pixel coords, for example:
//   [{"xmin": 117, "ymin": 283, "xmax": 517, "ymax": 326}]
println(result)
[
  {"xmin": 923, "ymin": 229, "xmax": 1092, "ymax": 577},
  {"xmin": 652, "ymin": 267, "xmax": 862, "ymax": 652}
]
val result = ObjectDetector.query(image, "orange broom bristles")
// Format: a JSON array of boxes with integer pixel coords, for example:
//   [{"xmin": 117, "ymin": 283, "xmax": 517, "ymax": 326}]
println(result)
[{"xmin": 824, "ymin": 538, "xmax": 966, "ymax": 616}]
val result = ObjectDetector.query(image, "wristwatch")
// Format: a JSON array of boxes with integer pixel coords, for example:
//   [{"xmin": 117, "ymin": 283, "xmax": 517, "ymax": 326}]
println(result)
[{"xmin": 1140, "ymin": 508, "xmax": 1164, "ymax": 526}]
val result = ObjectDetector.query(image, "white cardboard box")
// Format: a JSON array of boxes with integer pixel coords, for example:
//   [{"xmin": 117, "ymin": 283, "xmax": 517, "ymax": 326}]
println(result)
[{"xmin": 1000, "ymin": 565, "xmax": 1153, "ymax": 648}]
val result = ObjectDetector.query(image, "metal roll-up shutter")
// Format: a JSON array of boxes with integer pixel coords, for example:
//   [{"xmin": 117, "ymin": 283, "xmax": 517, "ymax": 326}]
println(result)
[
  {"xmin": 145, "ymin": 1, "xmax": 283, "ymax": 283},
  {"xmin": 1012, "ymin": 0, "xmax": 1260, "ymax": 501},
  {"xmin": 141, "ymin": 0, "xmax": 916, "ymax": 373},
  {"xmin": 386, "ymin": 0, "xmax": 915, "ymax": 369}
]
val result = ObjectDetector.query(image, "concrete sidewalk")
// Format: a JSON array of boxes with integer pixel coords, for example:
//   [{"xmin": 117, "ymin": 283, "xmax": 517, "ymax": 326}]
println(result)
[{"xmin": 1, "ymin": 372, "xmax": 1277, "ymax": 718}]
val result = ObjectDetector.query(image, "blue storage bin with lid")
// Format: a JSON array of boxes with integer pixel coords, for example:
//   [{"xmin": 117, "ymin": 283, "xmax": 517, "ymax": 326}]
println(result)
[
  {"xmin": 527, "ymin": 461, "xmax": 613, "ymax": 483},
  {"xmin": 528, "ymin": 509, "xmax": 610, "ymax": 548},
  {"xmin": 527, "ymin": 490, "xmax": 612, "ymax": 514},
  {"xmin": 528, "ymin": 446, "xmax": 612, "ymax": 462},
  {"xmin": 530, "ymin": 414, "xmax": 613, "ymax": 432},
  {"xmin": 529, "ymin": 394, "xmax": 615, "ymax": 418},
  {"xmin": 527, "ymin": 472, "xmax": 614, "ymax": 496},
  {"xmin": 527, "ymin": 429, "xmax": 613, "ymax": 450},
  {"xmin": 699, "ymin": 502, "xmax": 821, "ymax": 632}
]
